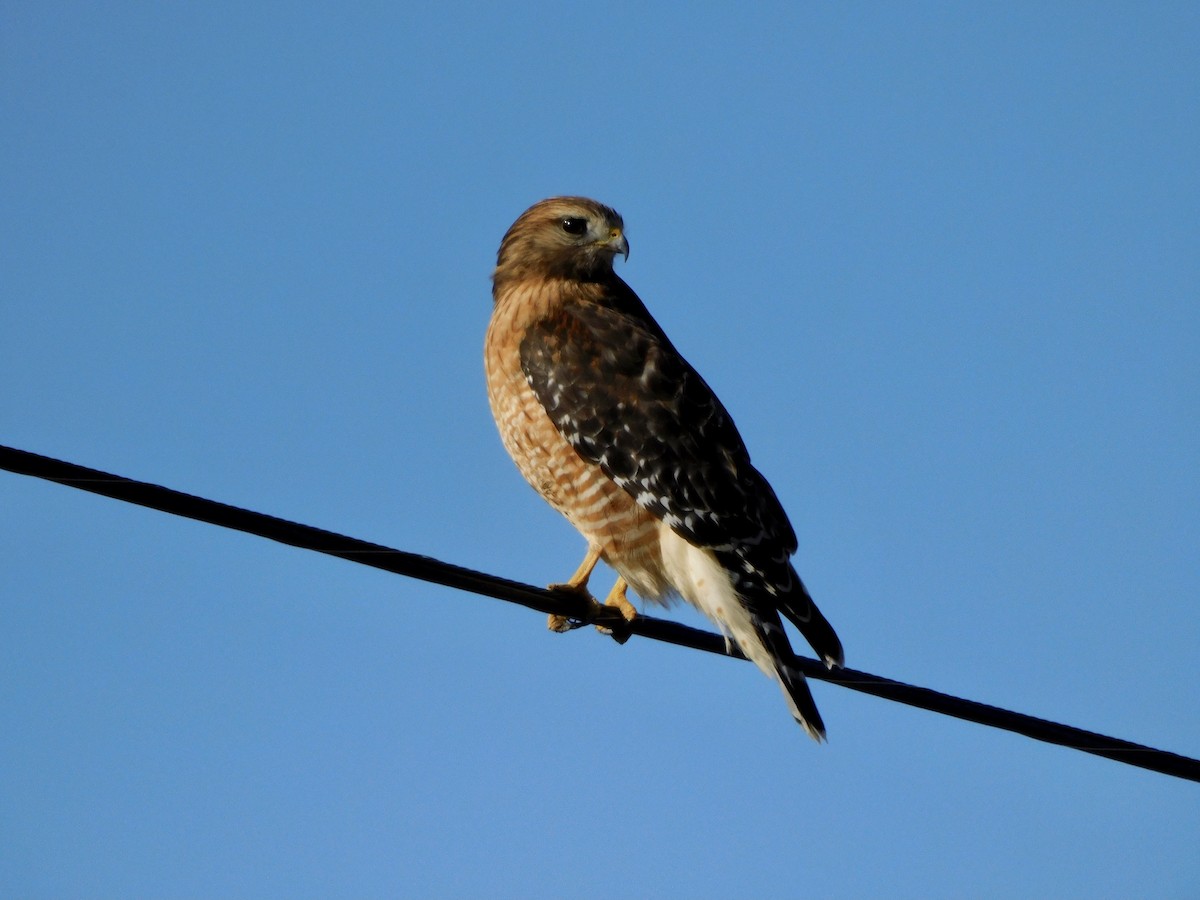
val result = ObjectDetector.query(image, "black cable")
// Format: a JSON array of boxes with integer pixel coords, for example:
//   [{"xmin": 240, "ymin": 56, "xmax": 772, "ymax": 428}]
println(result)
[{"xmin": 2, "ymin": 444, "xmax": 1197, "ymax": 784}]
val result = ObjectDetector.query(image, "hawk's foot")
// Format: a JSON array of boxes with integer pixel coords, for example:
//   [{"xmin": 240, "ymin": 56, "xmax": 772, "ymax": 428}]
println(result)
[
  {"xmin": 594, "ymin": 578, "xmax": 638, "ymax": 644},
  {"xmin": 546, "ymin": 580, "xmax": 605, "ymax": 633}
]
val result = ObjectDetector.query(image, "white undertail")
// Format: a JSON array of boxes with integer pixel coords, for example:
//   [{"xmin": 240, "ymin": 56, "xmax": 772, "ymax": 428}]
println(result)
[{"xmin": 657, "ymin": 523, "xmax": 824, "ymax": 741}]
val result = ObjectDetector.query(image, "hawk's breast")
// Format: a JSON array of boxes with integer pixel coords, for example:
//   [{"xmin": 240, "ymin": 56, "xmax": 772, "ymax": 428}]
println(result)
[{"xmin": 485, "ymin": 283, "xmax": 674, "ymax": 602}]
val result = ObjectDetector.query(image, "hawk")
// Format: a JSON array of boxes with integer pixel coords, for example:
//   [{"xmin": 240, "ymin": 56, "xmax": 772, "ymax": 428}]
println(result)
[{"xmin": 485, "ymin": 196, "xmax": 843, "ymax": 740}]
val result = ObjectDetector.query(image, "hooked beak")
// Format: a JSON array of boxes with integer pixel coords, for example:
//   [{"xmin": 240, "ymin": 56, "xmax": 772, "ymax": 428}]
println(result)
[{"xmin": 602, "ymin": 227, "xmax": 629, "ymax": 261}]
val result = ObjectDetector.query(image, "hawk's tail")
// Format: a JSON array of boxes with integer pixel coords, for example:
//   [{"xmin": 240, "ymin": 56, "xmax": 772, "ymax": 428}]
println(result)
[
  {"xmin": 779, "ymin": 666, "xmax": 827, "ymax": 743},
  {"xmin": 664, "ymin": 536, "xmax": 833, "ymax": 740},
  {"xmin": 755, "ymin": 608, "xmax": 827, "ymax": 742},
  {"xmin": 778, "ymin": 566, "xmax": 844, "ymax": 670}
]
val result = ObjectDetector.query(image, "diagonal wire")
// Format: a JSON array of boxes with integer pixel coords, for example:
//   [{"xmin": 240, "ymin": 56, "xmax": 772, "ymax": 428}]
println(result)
[{"xmin": 2, "ymin": 443, "xmax": 1198, "ymax": 785}]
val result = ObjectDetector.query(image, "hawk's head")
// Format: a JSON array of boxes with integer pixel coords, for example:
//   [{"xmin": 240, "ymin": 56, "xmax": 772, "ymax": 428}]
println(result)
[{"xmin": 493, "ymin": 197, "xmax": 628, "ymax": 287}]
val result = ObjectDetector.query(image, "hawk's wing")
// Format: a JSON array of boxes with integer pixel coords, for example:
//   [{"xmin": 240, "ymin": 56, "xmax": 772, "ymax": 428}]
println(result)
[{"xmin": 519, "ymin": 294, "xmax": 797, "ymax": 560}]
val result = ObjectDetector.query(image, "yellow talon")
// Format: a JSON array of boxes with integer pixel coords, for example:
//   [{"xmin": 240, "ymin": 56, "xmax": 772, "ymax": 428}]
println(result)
[
  {"xmin": 544, "ymin": 549, "xmax": 637, "ymax": 642},
  {"xmin": 594, "ymin": 577, "xmax": 637, "ymax": 644},
  {"xmin": 603, "ymin": 577, "xmax": 638, "ymax": 622},
  {"xmin": 546, "ymin": 546, "xmax": 603, "ymax": 631}
]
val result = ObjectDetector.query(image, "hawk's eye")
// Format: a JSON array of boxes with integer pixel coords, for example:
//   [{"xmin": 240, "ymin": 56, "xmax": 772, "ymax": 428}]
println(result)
[{"xmin": 560, "ymin": 217, "xmax": 588, "ymax": 236}]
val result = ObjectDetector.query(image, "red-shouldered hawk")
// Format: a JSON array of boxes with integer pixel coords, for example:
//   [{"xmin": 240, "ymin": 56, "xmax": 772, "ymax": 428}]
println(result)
[{"xmin": 485, "ymin": 197, "xmax": 843, "ymax": 740}]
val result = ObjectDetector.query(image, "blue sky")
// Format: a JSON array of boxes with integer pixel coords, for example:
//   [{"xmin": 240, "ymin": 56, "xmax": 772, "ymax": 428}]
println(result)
[{"xmin": 3, "ymin": 3, "xmax": 1198, "ymax": 897}]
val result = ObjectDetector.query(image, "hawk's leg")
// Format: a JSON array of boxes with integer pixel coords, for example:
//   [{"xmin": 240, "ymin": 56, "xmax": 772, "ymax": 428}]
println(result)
[
  {"xmin": 602, "ymin": 577, "xmax": 638, "ymax": 622},
  {"xmin": 546, "ymin": 545, "xmax": 603, "ymax": 632}
]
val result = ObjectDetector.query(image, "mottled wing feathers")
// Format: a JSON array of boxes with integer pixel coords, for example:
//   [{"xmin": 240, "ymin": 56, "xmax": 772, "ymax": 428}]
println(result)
[
  {"xmin": 779, "ymin": 569, "xmax": 844, "ymax": 668},
  {"xmin": 521, "ymin": 289, "xmax": 845, "ymax": 671},
  {"xmin": 520, "ymin": 295, "xmax": 796, "ymax": 557}
]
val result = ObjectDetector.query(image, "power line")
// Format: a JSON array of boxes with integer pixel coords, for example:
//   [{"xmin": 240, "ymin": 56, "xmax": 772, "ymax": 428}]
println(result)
[{"xmin": 2, "ymin": 443, "xmax": 1198, "ymax": 785}]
